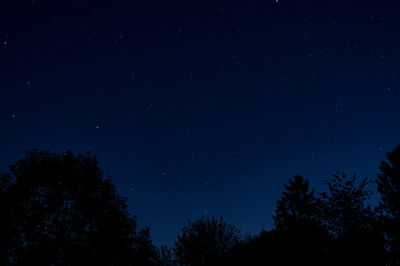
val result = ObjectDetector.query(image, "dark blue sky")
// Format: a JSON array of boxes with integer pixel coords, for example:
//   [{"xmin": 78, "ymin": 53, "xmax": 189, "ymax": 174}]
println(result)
[{"xmin": 1, "ymin": 0, "xmax": 400, "ymax": 246}]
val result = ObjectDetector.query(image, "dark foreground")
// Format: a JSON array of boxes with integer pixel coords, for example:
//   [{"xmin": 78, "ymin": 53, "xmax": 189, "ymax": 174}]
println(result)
[{"xmin": 1, "ymin": 145, "xmax": 400, "ymax": 265}]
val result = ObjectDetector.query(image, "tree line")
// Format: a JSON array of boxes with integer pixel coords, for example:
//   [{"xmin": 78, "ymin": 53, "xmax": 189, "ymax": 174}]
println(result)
[{"xmin": 0, "ymin": 145, "xmax": 400, "ymax": 265}]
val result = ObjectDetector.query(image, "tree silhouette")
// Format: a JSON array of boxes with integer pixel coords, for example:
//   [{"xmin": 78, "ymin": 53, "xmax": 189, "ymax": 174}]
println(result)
[
  {"xmin": 320, "ymin": 173, "xmax": 374, "ymax": 237},
  {"xmin": 270, "ymin": 175, "xmax": 329, "ymax": 265},
  {"xmin": 221, "ymin": 230, "xmax": 276, "ymax": 266},
  {"xmin": 2, "ymin": 145, "xmax": 399, "ymax": 265},
  {"xmin": 0, "ymin": 150, "xmax": 158, "ymax": 265},
  {"xmin": 273, "ymin": 175, "xmax": 320, "ymax": 230},
  {"xmin": 174, "ymin": 216, "xmax": 240, "ymax": 266},
  {"xmin": 320, "ymin": 172, "xmax": 385, "ymax": 265},
  {"xmin": 223, "ymin": 176, "xmax": 329, "ymax": 265},
  {"xmin": 157, "ymin": 245, "xmax": 176, "ymax": 266},
  {"xmin": 377, "ymin": 144, "xmax": 400, "ymax": 264}
]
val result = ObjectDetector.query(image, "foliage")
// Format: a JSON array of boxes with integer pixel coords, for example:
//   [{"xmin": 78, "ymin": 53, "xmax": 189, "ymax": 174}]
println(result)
[
  {"xmin": 273, "ymin": 175, "xmax": 320, "ymax": 230},
  {"xmin": 320, "ymin": 172, "xmax": 385, "ymax": 264},
  {"xmin": 0, "ymin": 150, "xmax": 158, "ymax": 266},
  {"xmin": 3, "ymin": 145, "xmax": 400, "ymax": 265},
  {"xmin": 174, "ymin": 216, "xmax": 240, "ymax": 266},
  {"xmin": 269, "ymin": 175, "xmax": 328, "ymax": 265},
  {"xmin": 320, "ymin": 172, "xmax": 374, "ymax": 237},
  {"xmin": 157, "ymin": 245, "xmax": 177, "ymax": 266},
  {"xmin": 377, "ymin": 144, "xmax": 400, "ymax": 264}
]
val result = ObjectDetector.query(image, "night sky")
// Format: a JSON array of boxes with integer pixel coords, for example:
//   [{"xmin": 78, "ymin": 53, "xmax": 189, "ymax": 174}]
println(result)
[{"xmin": 1, "ymin": 0, "xmax": 400, "ymax": 246}]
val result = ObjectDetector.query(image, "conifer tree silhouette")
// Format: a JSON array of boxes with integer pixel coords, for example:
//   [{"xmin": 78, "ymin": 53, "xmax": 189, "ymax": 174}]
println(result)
[{"xmin": 273, "ymin": 175, "xmax": 320, "ymax": 230}]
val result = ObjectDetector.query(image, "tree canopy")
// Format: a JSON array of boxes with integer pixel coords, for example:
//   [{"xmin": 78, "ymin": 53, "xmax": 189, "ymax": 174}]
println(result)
[
  {"xmin": 320, "ymin": 173, "xmax": 385, "ymax": 265},
  {"xmin": 2, "ymin": 145, "xmax": 400, "ymax": 265},
  {"xmin": 377, "ymin": 144, "xmax": 400, "ymax": 264},
  {"xmin": 174, "ymin": 216, "xmax": 240, "ymax": 266},
  {"xmin": 320, "ymin": 172, "xmax": 374, "ymax": 237},
  {"xmin": 273, "ymin": 175, "xmax": 320, "ymax": 230},
  {"xmin": 0, "ymin": 150, "xmax": 157, "ymax": 265}
]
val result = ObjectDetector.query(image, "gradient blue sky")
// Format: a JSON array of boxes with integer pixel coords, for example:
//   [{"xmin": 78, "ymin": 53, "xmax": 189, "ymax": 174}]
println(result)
[{"xmin": 1, "ymin": 0, "xmax": 400, "ymax": 246}]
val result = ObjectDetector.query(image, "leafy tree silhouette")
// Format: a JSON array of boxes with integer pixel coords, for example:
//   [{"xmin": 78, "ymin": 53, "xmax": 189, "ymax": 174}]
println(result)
[
  {"xmin": 223, "ymin": 174, "xmax": 386, "ymax": 266},
  {"xmin": 157, "ymin": 245, "xmax": 176, "ymax": 266},
  {"xmin": 320, "ymin": 173, "xmax": 374, "ymax": 237},
  {"xmin": 320, "ymin": 172, "xmax": 385, "ymax": 265},
  {"xmin": 377, "ymin": 144, "xmax": 400, "ymax": 264},
  {"xmin": 174, "ymin": 216, "xmax": 240, "ymax": 266},
  {"xmin": 221, "ymin": 230, "xmax": 275, "ymax": 266},
  {"xmin": 0, "ymin": 150, "xmax": 158, "ymax": 266}
]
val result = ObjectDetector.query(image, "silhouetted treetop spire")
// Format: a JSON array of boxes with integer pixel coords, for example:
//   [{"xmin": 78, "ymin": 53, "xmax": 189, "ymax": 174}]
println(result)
[{"xmin": 273, "ymin": 175, "xmax": 319, "ymax": 230}]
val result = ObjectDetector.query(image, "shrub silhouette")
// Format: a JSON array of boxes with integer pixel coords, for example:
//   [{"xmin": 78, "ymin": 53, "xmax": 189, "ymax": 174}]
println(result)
[{"xmin": 0, "ymin": 150, "xmax": 157, "ymax": 265}]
